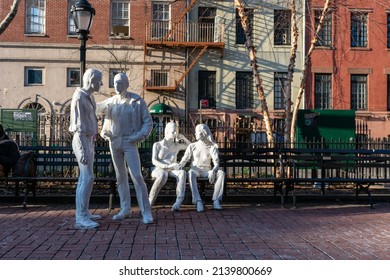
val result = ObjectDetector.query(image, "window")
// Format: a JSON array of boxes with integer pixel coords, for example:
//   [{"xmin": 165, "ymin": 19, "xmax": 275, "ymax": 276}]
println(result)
[
  {"xmin": 236, "ymin": 9, "xmax": 253, "ymax": 44},
  {"xmin": 26, "ymin": 0, "xmax": 46, "ymax": 34},
  {"xmin": 109, "ymin": 69, "xmax": 122, "ymax": 88},
  {"xmin": 152, "ymin": 2, "xmax": 170, "ymax": 39},
  {"xmin": 351, "ymin": 12, "xmax": 368, "ymax": 47},
  {"xmin": 68, "ymin": 0, "xmax": 77, "ymax": 35},
  {"xmin": 315, "ymin": 9, "xmax": 332, "ymax": 47},
  {"xmin": 236, "ymin": 72, "xmax": 254, "ymax": 109},
  {"xmin": 198, "ymin": 7, "xmax": 216, "ymax": 42},
  {"xmin": 274, "ymin": 72, "xmax": 288, "ymax": 110},
  {"xmin": 314, "ymin": 74, "xmax": 332, "ymax": 109},
  {"xmin": 274, "ymin": 10, "xmax": 291, "ymax": 45},
  {"xmin": 198, "ymin": 71, "xmax": 216, "ymax": 109},
  {"xmin": 387, "ymin": 14, "xmax": 390, "ymax": 48},
  {"xmin": 67, "ymin": 68, "xmax": 80, "ymax": 87},
  {"xmin": 111, "ymin": 0, "xmax": 129, "ymax": 37},
  {"xmin": 151, "ymin": 69, "xmax": 168, "ymax": 87},
  {"xmin": 25, "ymin": 67, "xmax": 44, "ymax": 85},
  {"xmin": 351, "ymin": 74, "xmax": 367, "ymax": 110}
]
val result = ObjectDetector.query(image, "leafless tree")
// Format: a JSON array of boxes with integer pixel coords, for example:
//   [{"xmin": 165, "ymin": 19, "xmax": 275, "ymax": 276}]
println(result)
[
  {"xmin": 234, "ymin": 0, "xmax": 274, "ymax": 146},
  {"xmin": 0, "ymin": 0, "xmax": 20, "ymax": 35}
]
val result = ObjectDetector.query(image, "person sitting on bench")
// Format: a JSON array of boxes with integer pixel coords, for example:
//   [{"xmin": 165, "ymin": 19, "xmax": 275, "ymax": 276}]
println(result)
[
  {"xmin": 148, "ymin": 121, "xmax": 190, "ymax": 212},
  {"xmin": 0, "ymin": 124, "xmax": 19, "ymax": 177},
  {"xmin": 179, "ymin": 124, "xmax": 225, "ymax": 212}
]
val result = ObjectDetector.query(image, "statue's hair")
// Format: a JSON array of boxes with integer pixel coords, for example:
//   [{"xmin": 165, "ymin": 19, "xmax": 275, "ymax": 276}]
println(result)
[
  {"xmin": 114, "ymin": 72, "xmax": 129, "ymax": 86},
  {"xmin": 82, "ymin": 68, "xmax": 102, "ymax": 88},
  {"xmin": 196, "ymin": 124, "xmax": 216, "ymax": 144},
  {"xmin": 164, "ymin": 120, "xmax": 177, "ymax": 134}
]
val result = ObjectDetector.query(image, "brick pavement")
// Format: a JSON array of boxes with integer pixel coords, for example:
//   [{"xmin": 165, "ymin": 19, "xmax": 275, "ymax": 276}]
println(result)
[{"xmin": 0, "ymin": 201, "xmax": 389, "ymax": 260}]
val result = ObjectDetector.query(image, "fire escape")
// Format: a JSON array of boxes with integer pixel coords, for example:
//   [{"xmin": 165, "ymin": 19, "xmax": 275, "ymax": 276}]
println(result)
[{"xmin": 143, "ymin": 0, "xmax": 225, "ymax": 92}]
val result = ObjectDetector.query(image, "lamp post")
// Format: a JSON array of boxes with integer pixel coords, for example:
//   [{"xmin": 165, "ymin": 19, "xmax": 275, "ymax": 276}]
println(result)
[{"xmin": 71, "ymin": 0, "xmax": 95, "ymax": 76}]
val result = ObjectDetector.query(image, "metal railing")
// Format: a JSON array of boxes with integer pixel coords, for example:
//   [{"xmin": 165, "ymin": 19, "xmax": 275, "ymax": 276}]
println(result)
[{"xmin": 145, "ymin": 22, "xmax": 224, "ymax": 43}]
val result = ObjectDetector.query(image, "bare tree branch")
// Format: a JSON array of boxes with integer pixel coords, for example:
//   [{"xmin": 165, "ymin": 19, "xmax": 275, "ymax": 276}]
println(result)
[
  {"xmin": 290, "ymin": 0, "xmax": 331, "ymax": 144},
  {"xmin": 0, "ymin": 0, "xmax": 21, "ymax": 35}
]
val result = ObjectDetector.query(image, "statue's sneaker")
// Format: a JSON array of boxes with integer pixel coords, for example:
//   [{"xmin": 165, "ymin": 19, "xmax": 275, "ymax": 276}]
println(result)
[
  {"xmin": 196, "ymin": 201, "xmax": 204, "ymax": 212},
  {"xmin": 112, "ymin": 210, "xmax": 131, "ymax": 220},
  {"xmin": 172, "ymin": 202, "xmax": 181, "ymax": 212},
  {"xmin": 142, "ymin": 213, "xmax": 154, "ymax": 224},
  {"xmin": 89, "ymin": 213, "xmax": 102, "ymax": 220},
  {"xmin": 213, "ymin": 200, "xmax": 223, "ymax": 210},
  {"xmin": 75, "ymin": 217, "xmax": 99, "ymax": 229}
]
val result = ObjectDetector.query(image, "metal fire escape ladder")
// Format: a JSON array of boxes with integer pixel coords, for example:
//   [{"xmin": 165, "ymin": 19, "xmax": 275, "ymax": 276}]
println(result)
[
  {"xmin": 144, "ymin": 0, "xmax": 224, "ymax": 92},
  {"xmin": 175, "ymin": 45, "xmax": 208, "ymax": 88}
]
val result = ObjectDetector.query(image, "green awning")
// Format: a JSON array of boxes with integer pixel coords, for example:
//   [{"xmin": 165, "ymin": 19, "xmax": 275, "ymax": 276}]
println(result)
[{"xmin": 150, "ymin": 103, "xmax": 173, "ymax": 115}]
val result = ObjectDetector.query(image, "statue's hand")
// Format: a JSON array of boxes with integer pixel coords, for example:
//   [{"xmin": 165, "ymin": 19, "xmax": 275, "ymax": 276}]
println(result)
[
  {"xmin": 208, "ymin": 170, "xmax": 216, "ymax": 184},
  {"xmin": 80, "ymin": 153, "xmax": 88, "ymax": 165},
  {"xmin": 169, "ymin": 163, "xmax": 180, "ymax": 170}
]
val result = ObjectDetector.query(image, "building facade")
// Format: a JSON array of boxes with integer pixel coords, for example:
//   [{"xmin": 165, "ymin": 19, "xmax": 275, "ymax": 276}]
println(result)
[
  {"xmin": 0, "ymin": 0, "xmax": 306, "ymax": 143},
  {"xmin": 306, "ymin": 0, "xmax": 390, "ymax": 139}
]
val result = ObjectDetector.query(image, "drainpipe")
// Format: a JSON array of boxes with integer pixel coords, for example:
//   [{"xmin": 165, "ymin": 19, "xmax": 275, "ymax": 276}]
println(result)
[{"xmin": 185, "ymin": 0, "xmax": 190, "ymax": 128}]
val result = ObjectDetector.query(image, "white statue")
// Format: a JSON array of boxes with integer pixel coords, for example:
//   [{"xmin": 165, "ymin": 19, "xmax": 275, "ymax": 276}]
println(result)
[
  {"xmin": 69, "ymin": 68, "xmax": 103, "ymax": 229},
  {"xmin": 149, "ymin": 121, "xmax": 190, "ymax": 212},
  {"xmin": 179, "ymin": 124, "xmax": 225, "ymax": 212},
  {"xmin": 97, "ymin": 73, "xmax": 154, "ymax": 224}
]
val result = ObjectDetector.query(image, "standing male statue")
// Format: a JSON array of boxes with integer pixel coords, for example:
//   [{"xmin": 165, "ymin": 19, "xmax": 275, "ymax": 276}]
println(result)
[
  {"xmin": 179, "ymin": 124, "xmax": 225, "ymax": 212},
  {"xmin": 97, "ymin": 73, "xmax": 154, "ymax": 224},
  {"xmin": 69, "ymin": 68, "xmax": 102, "ymax": 229},
  {"xmin": 148, "ymin": 121, "xmax": 190, "ymax": 212}
]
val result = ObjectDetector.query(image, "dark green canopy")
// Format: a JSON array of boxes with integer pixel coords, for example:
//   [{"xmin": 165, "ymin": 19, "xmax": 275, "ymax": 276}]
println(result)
[{"xmin": 149, "ymin": 103, "xmax": 173, "ymax": 115}]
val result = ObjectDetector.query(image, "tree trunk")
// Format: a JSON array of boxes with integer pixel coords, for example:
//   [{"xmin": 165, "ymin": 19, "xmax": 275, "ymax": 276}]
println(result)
[
  {"xmin": 290, "ymin": 0, "xmax": 331, "ymax": 145},
  {"xmin": 0, "ymin": 0, "xmax": 21, "ymax": 35},
  {"xmin": 284, "ymin": 0, "xmax": 299, "ymax": 145},
  {"xmin": 234, "ymin": 0, "xmax": 274, "ymax": 146}
]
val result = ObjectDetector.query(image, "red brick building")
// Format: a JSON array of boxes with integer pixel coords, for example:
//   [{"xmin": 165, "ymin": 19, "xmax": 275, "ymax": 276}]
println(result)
[{"xmin": 306, "ymin": 0, "xmax": 390, "ymax": 138}]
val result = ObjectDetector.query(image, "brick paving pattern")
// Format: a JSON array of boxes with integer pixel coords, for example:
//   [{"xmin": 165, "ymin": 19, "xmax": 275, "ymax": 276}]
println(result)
[{"xmin": 0, "ymin": 201, "xmax": 389, "ymax": 260}]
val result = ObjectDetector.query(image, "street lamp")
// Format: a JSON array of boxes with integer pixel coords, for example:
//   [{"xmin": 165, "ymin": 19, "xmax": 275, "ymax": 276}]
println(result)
[{"xmin": 71, "ymin": 0, "xmax": 95, "ymax": 76}]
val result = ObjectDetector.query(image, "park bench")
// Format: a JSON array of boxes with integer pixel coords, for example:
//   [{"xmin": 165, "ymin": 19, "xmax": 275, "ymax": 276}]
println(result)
[
  {"xmin": 0, "ymin": 145, "xmax": 116, "ymax": 208},
  {"xmin": 286, "ymin": 147, "xmax": 390, "ymax": 208}
]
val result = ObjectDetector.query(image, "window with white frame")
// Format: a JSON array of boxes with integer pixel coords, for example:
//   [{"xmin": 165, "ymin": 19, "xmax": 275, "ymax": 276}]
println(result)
[
  {"xmin": 111, "ymin": 0, "xmax": 129, "ymax": 37},
  {"xmin": 151, "ymin": 69, "xmax": 168, "ymax": 87},
  {"xmin": 26, "ymin": 0, "xmax": 46, "ymax": 34},
  {"xmin": 351, "ymin": 74, "xmax": 367, "ymax": 110},
  {"xmin": 152, "ymin": 2, "xmax": 170, "ymax": 39},
  {"xmin": 68, "ymin": 0, "xmax": 77, "ymax": 35},
  {"xmin": 315, "ymin": 9, "xmax": 332, "ymax": 47},
  {"xmin": 274, "ymin": 10, "xmax": 291, "ymax": 45},
  {"xmin": 109, "ymin": 69, "xmax": 122, "ymax": 88},
  {"xmin": 351, "ymin": 12, "xmax": 368, "ymax": 48},
  {"xmin": 274, "ymin": 72, "xmax": 288, "ymax": 110},
  {"xmin": 314, "ymin": 74, "xmax": 332, "ymax": 109},
  {"xmin": 67, "ymin": 68, "xmax": 80, "ymax": 87},
  {"xmin": 25, "ymin": 67, "xmax": 44, "ymax": 85}
]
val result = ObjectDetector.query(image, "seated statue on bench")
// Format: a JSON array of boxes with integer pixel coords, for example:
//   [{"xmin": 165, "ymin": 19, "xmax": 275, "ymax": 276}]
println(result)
[
  {"xmin": 149, "ymin": 121, "xmax": 190, "ymax": 212},
  {"xmin": 179, "ymin": 124, "xmax": 225, "ymax": 212}
]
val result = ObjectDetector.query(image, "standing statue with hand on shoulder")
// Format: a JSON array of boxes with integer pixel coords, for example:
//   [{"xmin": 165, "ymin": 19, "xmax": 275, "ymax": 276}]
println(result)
[
  {"xmin": 97, "ymin": 72, "xmax": 154, "ymax": 224},
  {"xmin": 179, "ymin": 124, "xmax": 225, "ymax": 212},
  {"xmin": 69, "ymin": 68, "xmax": 103, "ymax": 229},
  {"xmin": 148, "ymin": 121, "xmax": 191, "ymax": 212}
]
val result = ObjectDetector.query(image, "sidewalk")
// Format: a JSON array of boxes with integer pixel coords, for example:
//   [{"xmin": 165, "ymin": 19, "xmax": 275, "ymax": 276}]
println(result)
[{"xmin": 0, "ymin": 200, "xmax": 389, "ymax": 260}]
